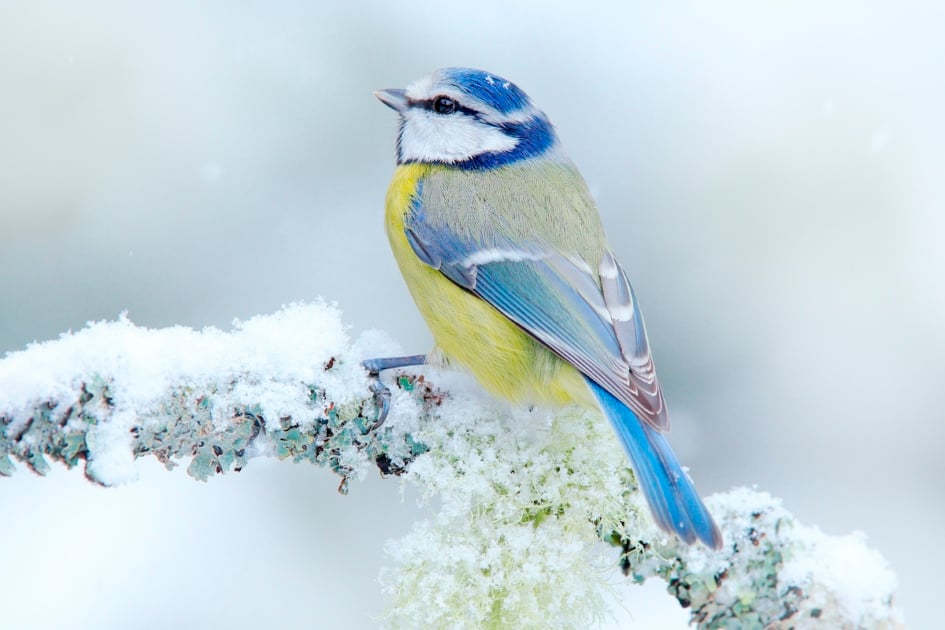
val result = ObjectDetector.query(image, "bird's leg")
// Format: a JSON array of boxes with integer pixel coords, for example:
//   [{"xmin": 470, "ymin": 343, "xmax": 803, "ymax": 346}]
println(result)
[{"xmin": 361, "ymin": 354, "xmax": 427, "ymax": 429}]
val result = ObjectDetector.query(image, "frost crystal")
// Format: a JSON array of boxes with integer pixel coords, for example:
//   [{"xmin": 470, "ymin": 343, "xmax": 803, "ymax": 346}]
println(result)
[{"xmin": 381, "ymin": 383, "xmax": 903, "ymax": 629}]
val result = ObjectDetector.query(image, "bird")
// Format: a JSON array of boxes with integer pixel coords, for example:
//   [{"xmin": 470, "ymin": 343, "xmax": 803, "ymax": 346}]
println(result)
[{"xmin": 364, "ymin": 67, "xmax": 722, "ymax": 549}]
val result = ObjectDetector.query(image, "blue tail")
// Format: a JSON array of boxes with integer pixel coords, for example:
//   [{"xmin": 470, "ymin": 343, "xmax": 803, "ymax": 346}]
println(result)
[{"xmin": 586, "ymin": 378, "xmax": 723, "ymax": 549}]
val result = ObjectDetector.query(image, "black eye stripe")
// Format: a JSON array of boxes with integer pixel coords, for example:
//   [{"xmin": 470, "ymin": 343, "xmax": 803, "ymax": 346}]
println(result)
[{"xmin": 407, "ymin": 96, "xmax": 481, "ymax": 118}]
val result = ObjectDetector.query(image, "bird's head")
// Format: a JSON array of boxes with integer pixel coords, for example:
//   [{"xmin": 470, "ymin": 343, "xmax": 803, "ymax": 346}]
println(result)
[{"xmin": 375, "ymin": 67, "xmax": 559, "ymax": 169}]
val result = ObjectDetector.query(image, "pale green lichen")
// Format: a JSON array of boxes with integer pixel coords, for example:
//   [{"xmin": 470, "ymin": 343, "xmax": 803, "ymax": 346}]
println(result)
[
  {"xmin": 380, "ymin": 391, "xmax": 652, "ymax": 629},
  {"xmin": 0, "ymin": 367, "xmax": 435, "ymax": 488},
  {"xmin": 380, "ymin": 383, "xmax": 903, "ymax": 629}
]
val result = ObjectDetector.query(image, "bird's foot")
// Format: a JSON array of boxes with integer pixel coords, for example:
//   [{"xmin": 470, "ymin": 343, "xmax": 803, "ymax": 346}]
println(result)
[
  {"xmin": 366, "ymin": 371, "xmax": 392, "ymax": 430},
  {"xmin": 361, "ymin": 354, "xmax": 427, "ymax": 430}
]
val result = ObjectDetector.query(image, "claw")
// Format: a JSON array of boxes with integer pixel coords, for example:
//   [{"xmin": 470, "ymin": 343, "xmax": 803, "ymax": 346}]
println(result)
[
  {"xmin": 368, "ymin": 374, "xmax": 392, "ymax": 429},
  {"xmin": 360, "ymin": 354, "xmax": 427, "ymax": 431}
]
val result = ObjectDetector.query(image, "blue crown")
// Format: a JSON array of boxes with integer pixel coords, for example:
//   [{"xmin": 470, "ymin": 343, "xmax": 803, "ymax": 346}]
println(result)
[{"xmin": 439, "ymin": 68, "xmax": 532, "ymax": 115}]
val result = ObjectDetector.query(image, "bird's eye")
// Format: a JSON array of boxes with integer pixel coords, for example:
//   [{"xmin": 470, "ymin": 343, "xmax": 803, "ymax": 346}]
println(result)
[{"xmin": 433, "ymin": 96, "xmax": 458, "ymax": 115}]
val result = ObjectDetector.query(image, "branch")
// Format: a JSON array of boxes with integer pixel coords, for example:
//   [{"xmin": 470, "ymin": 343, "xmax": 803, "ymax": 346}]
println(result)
[
  {"xmin": 0, "ymin": 302, "xmax": 431, "ymax": 489},
  {"xmin": 0, "ymin": 303, "xmax": 902, "ymax": 628}
]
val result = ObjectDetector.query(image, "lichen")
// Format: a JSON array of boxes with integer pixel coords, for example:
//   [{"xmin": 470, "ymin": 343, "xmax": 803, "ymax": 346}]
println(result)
[
  {"xmin": 0, "ymin": 368, "xmax": 437, "ymax": 488},
  {"xmin": 0, "ymin": 305, "xmax": 904, "ymax": 629}
]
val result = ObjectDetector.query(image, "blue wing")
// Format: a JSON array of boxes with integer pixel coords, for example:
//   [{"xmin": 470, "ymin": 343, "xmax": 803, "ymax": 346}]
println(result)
[
  {"xmin": 404, "ymin": 194, "xmax": 668, "ymax": 431},
  {"xmin": 404, "ymin": 179, "xmax": 723, "ymax": 547}
]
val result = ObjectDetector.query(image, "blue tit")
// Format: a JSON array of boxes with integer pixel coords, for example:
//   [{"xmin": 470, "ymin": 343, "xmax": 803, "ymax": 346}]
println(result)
[{"xmin": 365, "ymin": 68, "xmax": 722, "ymax": 549}]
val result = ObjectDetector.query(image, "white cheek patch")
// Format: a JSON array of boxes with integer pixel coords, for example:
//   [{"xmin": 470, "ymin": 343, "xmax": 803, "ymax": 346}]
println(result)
[{"xmin": 400, "ymin": 110, "xmax": 518, "ymax": 163}]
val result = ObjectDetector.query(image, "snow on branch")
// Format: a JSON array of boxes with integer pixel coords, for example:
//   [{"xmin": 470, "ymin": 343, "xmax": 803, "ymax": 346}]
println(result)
[
  {"xmin": 0, "ymin": 303, "xmax": 902, "ymax": 629},
  {"xmin": 0, "ymin": 302, "xmax": 430, "ymax": 489}
]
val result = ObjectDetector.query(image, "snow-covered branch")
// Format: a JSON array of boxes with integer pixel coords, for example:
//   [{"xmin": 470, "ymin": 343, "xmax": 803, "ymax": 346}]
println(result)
[
  {"xmin": 0, "ymin": 302, "xmax": 430, "ymax": 489},
  {"xmin": 0, "ymin": 303, "xmax": 902, "ymax": 628}
]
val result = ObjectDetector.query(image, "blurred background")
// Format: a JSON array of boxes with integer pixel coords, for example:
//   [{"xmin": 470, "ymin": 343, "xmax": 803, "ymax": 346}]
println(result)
[{"xmin": 1, "ymin": 1, "xmax": 942, "ymax": 627}]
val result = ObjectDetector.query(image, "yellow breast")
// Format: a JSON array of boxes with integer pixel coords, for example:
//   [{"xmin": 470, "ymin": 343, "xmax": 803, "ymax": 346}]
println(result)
[{"xmin": 383, "ymin": 164, "xmax": 593, "ymax": 408}]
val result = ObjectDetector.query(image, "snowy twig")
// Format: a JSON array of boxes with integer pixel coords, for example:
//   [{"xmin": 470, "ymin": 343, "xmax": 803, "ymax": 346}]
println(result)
[
  {"xmin": 0, "ymin": 302, "xmax": 431, "ymax": 489},
  {"xmin": 0, "ymin": 303, "xmax": 903, "ymax": 628}
]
